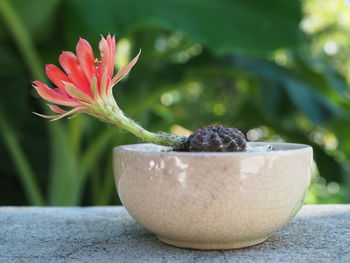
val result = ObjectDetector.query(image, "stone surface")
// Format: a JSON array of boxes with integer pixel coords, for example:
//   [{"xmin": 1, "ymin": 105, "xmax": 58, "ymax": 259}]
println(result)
[{"xmin": 0, "ymin": 205, "xmax": 349, "ymax": 263}]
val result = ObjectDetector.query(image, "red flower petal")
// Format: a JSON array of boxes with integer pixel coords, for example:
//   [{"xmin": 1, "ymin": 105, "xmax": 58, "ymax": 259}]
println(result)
[
  {"xmin": 33, "ymin": 112, "xmax": 61, "ymax": 119},
  {"xmin": 48, "ymin": 104, "xmax": 67, "ymax": 114},
  {"xmin": 59, "ymin": 51, "xmax": 91, "ymax": 96},
  {"xmin": 33, "ymin": 81, "xmax": 81, "ymax": 107},
  {"xmin": 110, "ymin": 50, "xmax": 141, "ymax": 92},
  {"xmin": 62, "ymin": 81, "xmax": 94, "ymax": 103},
  {"xmin": 97, "ymin": 36, "xmax": 111, "ymax": 88},
  {"xmin": 53, "ymin": 88, "xmax": 69, "ymax": 98},
  {"xmin": 34, "ymin": 107, "xmax": 82, "ymax": 121},
  {"xmin": 76, "ymin": 38, "xmax": 96, "ymax": 81},
  {"xmin": 106, "ymin": 34, "xmax": 116, "ymax": 77},
  {"xmin": 46, "ymin": 64, "xmax": 71, "ymax": 93},
  {"xmin": 99, "ymin": 66, "xmax": 111, "ymax": 98}
]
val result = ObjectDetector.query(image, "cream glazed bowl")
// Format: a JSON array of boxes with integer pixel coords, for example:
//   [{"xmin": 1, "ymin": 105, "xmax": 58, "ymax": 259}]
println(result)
[{"xmin": 113, "ymin": 142, "xmax": 312, "ymax": 250}]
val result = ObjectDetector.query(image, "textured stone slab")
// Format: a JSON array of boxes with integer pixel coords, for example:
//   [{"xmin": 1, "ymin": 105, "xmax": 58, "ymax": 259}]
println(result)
[{"xmin": 0, "ymin": 205, "xmax": 349, "ymax": 263}]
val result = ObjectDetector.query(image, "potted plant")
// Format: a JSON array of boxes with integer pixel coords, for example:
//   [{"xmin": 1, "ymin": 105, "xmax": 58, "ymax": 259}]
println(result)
[{"xmin": 33, "ymin": 35, "xmax": 312, "ymax": 250}]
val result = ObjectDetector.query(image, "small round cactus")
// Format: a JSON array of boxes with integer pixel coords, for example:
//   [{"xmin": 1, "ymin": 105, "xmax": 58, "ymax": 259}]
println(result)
[{"xmin": 183, "ymin": 126, "xmax": 246, "ymax": 152}]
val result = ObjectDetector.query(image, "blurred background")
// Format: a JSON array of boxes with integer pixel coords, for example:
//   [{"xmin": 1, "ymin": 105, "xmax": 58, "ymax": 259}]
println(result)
[{"xmin": 1, "ymin": 0, "xmax": 350, "ymax": 206}]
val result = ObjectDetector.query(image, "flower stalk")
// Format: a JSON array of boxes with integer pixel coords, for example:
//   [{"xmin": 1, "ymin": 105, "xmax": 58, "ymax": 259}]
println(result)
[{"xmin": 107, "ymin": 110, "xmax": 187, "ymax": 148}]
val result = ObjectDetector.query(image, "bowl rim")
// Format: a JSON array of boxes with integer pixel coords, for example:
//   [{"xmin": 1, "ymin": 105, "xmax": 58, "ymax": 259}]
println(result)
[{"xmin": 113, "ymin": 142, "xmax": 312, "ymax": 157}]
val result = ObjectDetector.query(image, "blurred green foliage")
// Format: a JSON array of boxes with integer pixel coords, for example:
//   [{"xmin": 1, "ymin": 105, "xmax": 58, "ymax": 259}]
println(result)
[{"xmin": 0, "ymin": 0, "xmax": 349, "ymax": 205}]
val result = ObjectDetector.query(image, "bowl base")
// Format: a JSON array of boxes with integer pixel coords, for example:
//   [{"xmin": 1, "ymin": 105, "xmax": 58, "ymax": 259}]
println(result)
[{"xmin": 157, "ymin": 236, "xmax": 268, "ymax": 250}]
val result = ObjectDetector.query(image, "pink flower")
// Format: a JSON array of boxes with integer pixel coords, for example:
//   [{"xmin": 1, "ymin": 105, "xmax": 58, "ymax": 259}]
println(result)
[{"xmin": 33, "ymin": 34, "xmax": 140, "ymax": 120}]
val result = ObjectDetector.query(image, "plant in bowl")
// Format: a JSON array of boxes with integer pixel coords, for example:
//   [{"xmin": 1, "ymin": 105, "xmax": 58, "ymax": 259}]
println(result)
[{"xmin": 33, "ymin": 34, "xmax": 312, "ymax": 250}]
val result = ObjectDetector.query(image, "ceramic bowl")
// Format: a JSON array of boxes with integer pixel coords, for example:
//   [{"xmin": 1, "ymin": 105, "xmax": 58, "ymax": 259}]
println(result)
[{"xmin": 113, "ymin": 142, "xmax": 312, "ymax": 250}]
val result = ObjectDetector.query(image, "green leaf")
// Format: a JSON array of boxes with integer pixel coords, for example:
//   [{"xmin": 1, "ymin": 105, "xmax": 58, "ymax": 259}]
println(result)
[
  {"xmin": 0, "ymin": 0, "xmax": 61, "ymax": 41},
  {"xmin": 220, "ymin": 55, "xmax": 342, "ymax": 124},
  {"xmin": 292, "ymin": 52, "xmax": 350, "ymax": 100},
  {"xmin": 323, "ymin": 66, "xmax": 350, "ymax": 97},
  {"xmin": 48, "ymin": 122, "xmax": 79, "ymax": 206},
  {"xmin": 313, "ymin": 145, "xmax": 344, "ymax": 183},
  {"xmin": 79, "ymin": 128, "xmax": 116, "ymax": 186},
  {"xmin": 96, "ymin": 158, "xmax": 116, "ymax": 205},
  {"xmin": 0, "ymin": 111, "xmax": 45, "ymax": 205},
  {"xmin": 64, "ymin": 0, "xmax": 302, "ymax": 54},
  {"xmin": 284, "ymin": 80, "xmax": 341, "ymax": 124}
]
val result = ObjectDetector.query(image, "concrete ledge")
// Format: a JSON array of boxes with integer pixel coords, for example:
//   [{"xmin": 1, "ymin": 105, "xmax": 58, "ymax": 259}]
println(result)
[{"xmin": 0, "ymin": 205, "xmax": 349, "ymax": 263}]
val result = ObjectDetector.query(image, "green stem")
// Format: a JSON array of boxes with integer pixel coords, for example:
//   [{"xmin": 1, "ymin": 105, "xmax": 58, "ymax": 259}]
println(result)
[
  {"xmin": 0, "ymin": 111, "xmax": 45, "ymax": 205},
  {"xmin": 100, "ymin": 101, "xmax": 187, "ymax": 148}
]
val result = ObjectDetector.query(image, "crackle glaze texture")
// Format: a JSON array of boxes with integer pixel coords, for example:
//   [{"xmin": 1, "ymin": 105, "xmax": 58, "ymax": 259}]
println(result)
[{"xmin": 113, "ymin": 142, "xmax": 312, "ymax": 250}]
